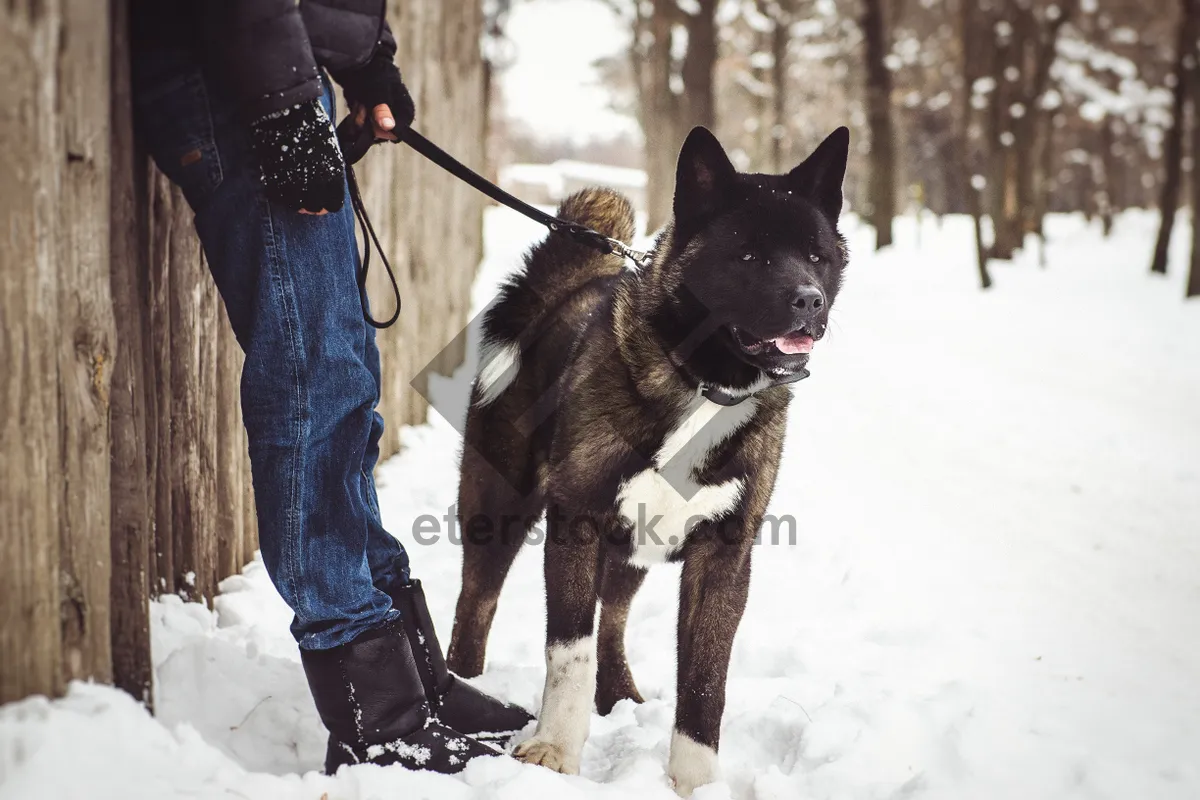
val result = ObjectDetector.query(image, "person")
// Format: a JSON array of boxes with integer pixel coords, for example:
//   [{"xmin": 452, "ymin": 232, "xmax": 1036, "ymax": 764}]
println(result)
[{"xmin": 130, "ymin": 0, "xmax": 531, "ymax": 774}]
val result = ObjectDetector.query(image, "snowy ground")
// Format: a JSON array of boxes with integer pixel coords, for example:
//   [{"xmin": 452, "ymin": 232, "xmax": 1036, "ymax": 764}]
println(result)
[{"xmin": 3, "ymin": 209, "xmax": 1199, "ymax": 800}]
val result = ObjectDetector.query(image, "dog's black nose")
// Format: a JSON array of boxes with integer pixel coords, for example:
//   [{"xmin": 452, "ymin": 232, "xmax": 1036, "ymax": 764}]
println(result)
[{"xmin": 792, "ymin": 285, "xmax": 825, "ymax": 311}]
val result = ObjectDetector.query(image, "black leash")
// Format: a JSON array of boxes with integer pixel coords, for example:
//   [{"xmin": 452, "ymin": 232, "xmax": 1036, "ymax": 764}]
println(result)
[
  {"xmin": 397, "ymin": 127, "xmax": 654, "ymax": 269},
  {"xmin": 336, "ymin": 118, "xmax": 653, "ymax": 330},
  {"xmin": 345, "ymin": 165, "xmax": 401, "ymax": 329}
]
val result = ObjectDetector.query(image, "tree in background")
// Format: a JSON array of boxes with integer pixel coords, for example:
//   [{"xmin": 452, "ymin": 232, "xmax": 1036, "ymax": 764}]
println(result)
[
  {"xmin": 604, "ymin": 0, "xmax": 719, "ymax": 232},
  {"xmin": 956, "ymin": 0, "xmax": 992, "ymax": 288},
  {"xmin": 861, "ymin": 0, "xmax": 896, "ymax": 248},
  {"xmin": 542, "ymin": 0, "xmax": 1188, "ymax": 293},
  {"xmin": 960, "ymin": 0, "xmax": 1078, "ymax": 260},
  {"xmin": 759, "ymin": 0, "xmax": 798, "ymax": 172},
  {"xmin": 1150, "ymin": 0, "xmax": 1197, "ymax": 275},
  {"xmin": 483, "ymin": 0, "xmax": 516, "ymax": 180},
  {"xmin": 716, "ymin": 0, "xmax": 859, "ymax": 190},
  {"xmin": 1188, "ymin": 0, "xmax": 1200, "ymax": 297}
]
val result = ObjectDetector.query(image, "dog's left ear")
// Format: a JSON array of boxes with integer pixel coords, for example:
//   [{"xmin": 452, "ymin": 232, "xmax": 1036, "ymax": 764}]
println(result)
[
  {"xmin": 788, "ymin": 126, "xmax": 849, "ymax": 222},
  {"xmin": 674, "ymin": 126, "xmax": 737, "ymax": 227}
]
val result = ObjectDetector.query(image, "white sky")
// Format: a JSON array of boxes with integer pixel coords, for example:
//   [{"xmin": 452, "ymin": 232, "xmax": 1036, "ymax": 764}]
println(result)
[{"xmin": 500, "ymin": 0, "xmax": 639, "ymax": 144}]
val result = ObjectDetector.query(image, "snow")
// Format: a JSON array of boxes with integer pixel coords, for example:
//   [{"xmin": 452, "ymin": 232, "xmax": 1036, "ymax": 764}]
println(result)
[{"xmin": 3, "ymin": 209, "xmax": 1200, "ymax": 799}]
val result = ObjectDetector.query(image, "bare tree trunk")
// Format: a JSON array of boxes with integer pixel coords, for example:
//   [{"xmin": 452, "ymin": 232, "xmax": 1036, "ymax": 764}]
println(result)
[
  {"xmin": 1019, "ymin": 2, "xmax": 1075, "ymax": 244},
  {"xmin": 749, "ymin": 26, "xmax": 772, "ymax": 167},
  {"xmin": 1096, "ymin": 118, "xmax": 1115, "ymax": 237},
  {"xmin": 768, "ymin": 0, "xmax": 792, "ymax": 172},
  {"xmin": 1189, "ymin": 6, "xmax": 1200, "ymax": 298},
  {"xmin": 1033, "ymin": 111, "xmax": 1059, "ymax": 267},
  {"xmin": 1152, "ymin": 0, "xmax": 1196, "ymax": 274},
  {"xmin": 957, "ymin": 0, "xmax": 991, "ymax": 288},
  {"xmin": 986, "ymin": 6, "xmax": 1019, "ymax": 260},
  {"xmin": 636, "ymin": 0, "xmax": 719, "ymax": 233},
  {"xmin": 1190, "ymin": 157, "xmax": 1200, "ymax": 297},
  {"xmin": 863, "ymin": 0, "xmax": 896, "ymax": 249},
  {"xmin": 482, "ymin": 0, "xmax": 512, "ymax": 180},
  {"xmin": 682, "ymin": 0, "xmax": 717, "ymax": 129},
  {"xmin": 639, "ymin": 2, "xmax": 678, "ymax": 234}
]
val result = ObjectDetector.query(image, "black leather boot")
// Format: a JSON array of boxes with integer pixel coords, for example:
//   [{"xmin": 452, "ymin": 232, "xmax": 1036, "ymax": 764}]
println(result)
[
  {"xmin": 300, "ymin": 620, "xmax": 501, "ymax": 774},
  {"xmin": 389, "ymin": 581, "xmax": 534, "ymax": 742}
]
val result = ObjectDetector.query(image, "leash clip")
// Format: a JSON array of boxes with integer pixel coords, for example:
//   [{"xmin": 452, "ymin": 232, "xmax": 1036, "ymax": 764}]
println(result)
[
  {"xmin": 558, "ymin": 224, "xmax": 652, "ymax": 268},
  {"xmin": 607, "ymin": 237, "xmax": 654, "ymax": 269}
]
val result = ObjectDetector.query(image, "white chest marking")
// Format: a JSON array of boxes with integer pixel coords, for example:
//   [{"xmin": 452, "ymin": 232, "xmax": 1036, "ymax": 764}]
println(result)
[{"xmin": 618, "ymin": 395, "xmax": 757, "ymax": 567}]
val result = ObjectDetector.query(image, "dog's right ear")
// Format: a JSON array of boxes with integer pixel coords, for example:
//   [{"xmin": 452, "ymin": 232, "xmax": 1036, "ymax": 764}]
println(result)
[{"xmin": 674, "ymin": 126, "xmax": 737, "ymax": 227}]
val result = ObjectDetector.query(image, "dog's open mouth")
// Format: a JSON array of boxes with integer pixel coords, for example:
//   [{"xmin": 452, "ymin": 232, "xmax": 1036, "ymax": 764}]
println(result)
[{"xmin": 729, "ymin": 326, "xmax": 815, "ymax": 356}]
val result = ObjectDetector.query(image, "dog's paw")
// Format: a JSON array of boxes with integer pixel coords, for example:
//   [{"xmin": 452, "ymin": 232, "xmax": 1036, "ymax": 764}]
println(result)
[
  {"xmin": 667, "ymin": 730, "xmax": 719, "ymax": 797},
  {"xmin": 514, "ymin": 737, "xmax": 580, "ymax": 774}
]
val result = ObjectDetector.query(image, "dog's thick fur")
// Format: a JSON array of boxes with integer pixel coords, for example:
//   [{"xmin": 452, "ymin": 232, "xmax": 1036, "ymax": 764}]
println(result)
[{"xmin": 446, "ymin": 126, "xmax": 850, "ymax": 795}]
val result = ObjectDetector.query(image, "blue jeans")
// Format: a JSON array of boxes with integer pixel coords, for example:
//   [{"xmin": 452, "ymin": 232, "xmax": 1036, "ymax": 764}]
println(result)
[{"xmin": 133, "ymin": 45, "xmax": 410, "ymax": 650}]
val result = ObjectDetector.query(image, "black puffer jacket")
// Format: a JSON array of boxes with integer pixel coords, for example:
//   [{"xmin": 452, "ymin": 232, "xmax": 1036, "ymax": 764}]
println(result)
[
  {"xmin": 133, "ymin": 0, "xmax": 396, "ymax": 120},
  {"xmin": 216, "ymin": 0, "xmax": 396, "ymax": 118}
]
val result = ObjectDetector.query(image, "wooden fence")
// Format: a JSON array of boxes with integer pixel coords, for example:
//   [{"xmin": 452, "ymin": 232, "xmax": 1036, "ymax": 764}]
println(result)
[{"xmin": 0, "ymin": 0, "xmax": 485, "ymax": 706}]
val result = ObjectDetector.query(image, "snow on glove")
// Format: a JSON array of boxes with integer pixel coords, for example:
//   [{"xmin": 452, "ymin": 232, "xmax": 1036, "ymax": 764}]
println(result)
[
  {"xmin": 250, "ymin": 99, "xmax": 346, "ymax": 213},
  {"xmin": 334, "ymin": 52, "xmax": 416, "ymax": 131}
]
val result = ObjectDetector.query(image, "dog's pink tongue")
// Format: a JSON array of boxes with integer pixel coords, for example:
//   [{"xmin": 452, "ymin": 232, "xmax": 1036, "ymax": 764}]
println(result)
[{"xmin": 773, "ymin": 333, "xmax": 815, "ymax": 355}]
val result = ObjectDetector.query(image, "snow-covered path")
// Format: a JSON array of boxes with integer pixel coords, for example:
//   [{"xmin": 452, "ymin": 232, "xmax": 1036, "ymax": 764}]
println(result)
[{"xmin": 3, "ymin": 211, "xmax": 1198, "ymax": 800}]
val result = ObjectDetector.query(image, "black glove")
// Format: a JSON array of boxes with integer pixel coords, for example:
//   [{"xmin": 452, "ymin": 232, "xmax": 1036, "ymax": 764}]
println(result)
[
  {"xmin": 249, "ymin": 99, "xmax": 346, "ymax": 213},
  {"xmin": 335, "ymin": 52, "xmax": 416, "ymax": 131}
]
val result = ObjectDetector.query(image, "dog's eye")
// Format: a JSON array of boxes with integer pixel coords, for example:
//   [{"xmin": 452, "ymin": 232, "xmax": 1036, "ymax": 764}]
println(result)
[{"xmin": 808, "ymin": 253, "xmax": 821, "ymax": 264}]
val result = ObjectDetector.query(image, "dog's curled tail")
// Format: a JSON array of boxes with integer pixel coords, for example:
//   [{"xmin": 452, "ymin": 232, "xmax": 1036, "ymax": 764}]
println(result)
[
  {"xmin": 521, "ymin": 188, "xmax": 637, "ymax": 291},
  {"xmin": 557, "ymin": 187, "xmax": 637, "ymax": 245}
]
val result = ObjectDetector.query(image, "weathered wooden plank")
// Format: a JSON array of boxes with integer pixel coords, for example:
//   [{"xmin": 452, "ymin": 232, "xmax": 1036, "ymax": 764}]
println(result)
[
  {"xmin": 167, "ymin": 186, "xmax": 211, "ymax": 603},
  {"xmin": 2, "ymin": 0, "xmax": 487, "ymax": 706},
  {"xmin": 216, "ymin": 304, "xmax": 245, "ymax": 583},
  {"xmin": 0, "ymin": 1, "xmax": 65, "ymax": 705},
  {"xmin": 147, "ymin": 171, "xmax": 174, "ymax": 596},
  {"xmin": 56, "ymin": 0, "xmax": 116, "ymax": 688},
  {"xmin": 196, "ymin": 254, "xmax": 219, "ymax": 602},
  {"xmin": 360, "ymin": 0, "xmax": 486, "ymax": 461},
  {"xmin": 243, "ymin": 440, "xmax": 259, "ymax": 566},
  {"xmin": 108, "ymin": 0, "xmax": 153, "ymax": 705}
]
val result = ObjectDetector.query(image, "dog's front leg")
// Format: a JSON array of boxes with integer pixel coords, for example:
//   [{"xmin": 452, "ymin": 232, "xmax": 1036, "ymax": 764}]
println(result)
[
  {"xmin": 514, "ymin": 507, "xmax": 601, "ymax": 775},
  {"xmin": 669, "ymin": 542, "xmax": 752, "ymax": 797}
]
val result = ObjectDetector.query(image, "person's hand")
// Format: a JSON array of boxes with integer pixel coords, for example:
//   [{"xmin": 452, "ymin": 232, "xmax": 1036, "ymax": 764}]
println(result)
[
  {"xmin": 355, "ymin": 103, "xmax": 399, "ymax": 141},
  {"xmin": 336, "ymin": 52, "xmax": 415, "ymax": 137},
  {"xmin": 250, "ymin": 99, "xmax": 346, "ymax": 215}
]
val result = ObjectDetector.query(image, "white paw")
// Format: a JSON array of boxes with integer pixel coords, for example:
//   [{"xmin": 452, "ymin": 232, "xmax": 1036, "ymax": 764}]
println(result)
[
  {"xmin": 668, "ymin": 729, "xmax": 719, "ymax": 797},
  {"xmin": 514, "ymin": 736, "xmax": 580, "ymax": 774}
]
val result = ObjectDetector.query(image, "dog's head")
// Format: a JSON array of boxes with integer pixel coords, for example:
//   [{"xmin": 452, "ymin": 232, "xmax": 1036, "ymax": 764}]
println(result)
[{"xmin": 646, "ymin": 126, "xmax": 850, "ymax": 389}]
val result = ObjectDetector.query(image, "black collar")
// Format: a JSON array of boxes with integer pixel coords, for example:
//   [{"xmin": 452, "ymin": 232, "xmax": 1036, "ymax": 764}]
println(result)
[
  {"xmin": 654, "ymin": 335, "xmax": 812, "ymax": 406},
  {"xmin": 700, "ymin": 368, "xmax": 811, "ymax": 406}
]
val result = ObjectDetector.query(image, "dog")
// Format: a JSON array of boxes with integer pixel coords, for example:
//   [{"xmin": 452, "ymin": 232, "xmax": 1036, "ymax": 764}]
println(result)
[{"xmin": 445, "ymin": 125, "xmax": 850, "ymax": 795}]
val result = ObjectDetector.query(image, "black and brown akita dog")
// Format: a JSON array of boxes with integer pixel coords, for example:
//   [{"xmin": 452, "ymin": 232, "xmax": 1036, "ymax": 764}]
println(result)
[{"xmin": 445, "ymin": 125, "xmax": 850, "ymax": 795}]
